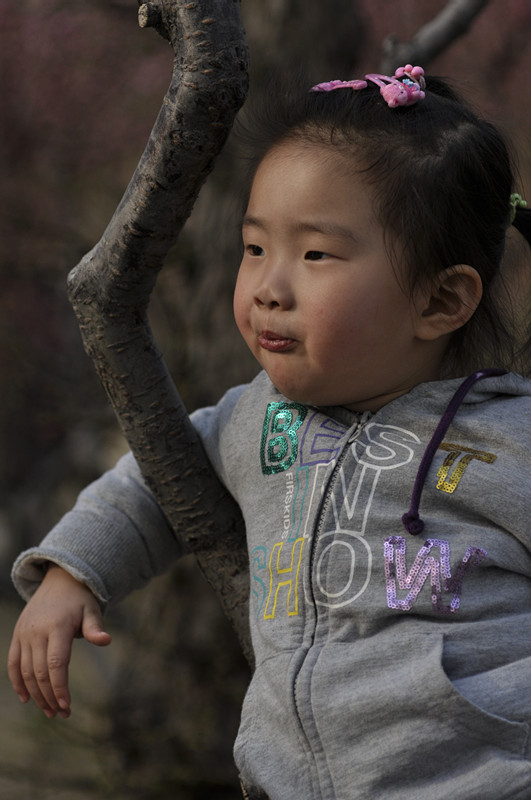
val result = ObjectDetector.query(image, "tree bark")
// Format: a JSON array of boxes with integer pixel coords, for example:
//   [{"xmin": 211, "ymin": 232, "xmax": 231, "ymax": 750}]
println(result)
[
  {"xmin": 67, "ymin": 0, "xmax": 252, "ymax": 664},
  {"xmin": 380, "ymin": 0, "xmax": 491, "ymax": 74}
]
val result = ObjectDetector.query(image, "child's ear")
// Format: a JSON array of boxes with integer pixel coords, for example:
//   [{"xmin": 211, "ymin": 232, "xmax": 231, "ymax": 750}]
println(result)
[{"xmin": 414, "ymin": 265, "xmax": 483, "ymax": 341}]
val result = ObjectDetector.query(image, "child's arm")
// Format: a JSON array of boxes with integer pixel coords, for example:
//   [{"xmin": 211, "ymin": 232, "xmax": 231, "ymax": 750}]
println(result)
[
  {"xmin": 7, "ymin": 564, "xmax": 111, "ymax": 719},
  {"xmin": 9, "ymin": 451, "xmax": 184, "ymax": 717},
  {"xmin": 9, "ymin": 386, "xmax": 247, "ymax": 716}
]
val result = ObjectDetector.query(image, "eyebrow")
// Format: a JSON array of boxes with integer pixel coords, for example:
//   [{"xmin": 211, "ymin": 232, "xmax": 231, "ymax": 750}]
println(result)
[
  {"xmin": 242, "ymin": 215, "xmax": 361, "ymax": 243},
  {"xmin": 241, "ymin": 215, "xmax": 267, "ymax": 231}
]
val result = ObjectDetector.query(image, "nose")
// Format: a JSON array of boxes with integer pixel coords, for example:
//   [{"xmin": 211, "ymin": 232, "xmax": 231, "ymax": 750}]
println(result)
[{"xmin": 253, "ymin": 262, "xmax": 294, "ymax": 310}]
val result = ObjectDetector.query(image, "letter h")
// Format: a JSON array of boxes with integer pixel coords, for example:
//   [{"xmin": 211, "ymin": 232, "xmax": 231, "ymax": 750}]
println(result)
[{"xmin": 264, "ymin": 538, "xmax": 305, "ymax": 619}]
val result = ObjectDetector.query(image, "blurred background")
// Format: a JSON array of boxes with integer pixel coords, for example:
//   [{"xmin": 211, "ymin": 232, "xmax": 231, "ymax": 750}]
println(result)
[{"xmin": 2, "ymin": 0, "xmax": 531, "ymax": 797}]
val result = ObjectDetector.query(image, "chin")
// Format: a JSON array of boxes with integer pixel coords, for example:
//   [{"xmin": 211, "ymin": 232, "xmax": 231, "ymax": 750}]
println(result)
[
  {"xmin": 267, "ymin": 370, "xmax": 351, "ymax": 409},
  {"xmin": 271, "ymin": 380, "xmax": 309, "ymax": 405},
  {"xmin": 274, "ymin": 383, "xmax": 328, "ymax": 408}
]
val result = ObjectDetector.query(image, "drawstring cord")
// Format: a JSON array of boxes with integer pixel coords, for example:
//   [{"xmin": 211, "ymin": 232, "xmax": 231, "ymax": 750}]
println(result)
[{"xmin": 402, "ymin": 368, "xmax": 508, "ymax": 535}]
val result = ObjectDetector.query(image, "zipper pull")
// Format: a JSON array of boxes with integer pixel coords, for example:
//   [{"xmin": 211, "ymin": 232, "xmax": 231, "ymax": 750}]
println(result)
[{"xmin": 347, "ymin": 410, "xmax": 371, "ymax": 442}]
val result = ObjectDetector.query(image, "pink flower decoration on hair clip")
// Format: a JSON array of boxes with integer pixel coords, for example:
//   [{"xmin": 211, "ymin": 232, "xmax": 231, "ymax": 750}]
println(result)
[
  {"xmin": 366, "ymin": 66, "xmax": 425, "ymax": 108},
  {"xmin": 395, "ymin": 64, "xmax": 426, "ymax": 86}
]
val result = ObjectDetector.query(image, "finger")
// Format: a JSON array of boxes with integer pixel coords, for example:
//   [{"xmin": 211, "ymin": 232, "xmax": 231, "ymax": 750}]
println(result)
[
  {"xmin": 46, "ymin": 630, "xmax": 73, "ymax": 716},
  {"xmin": 19, "ymin": 642, "xmax": 58, "ymax": 718},
  {"xmin": 31, "ymin": 641, "xmax": 70, "ymax": 717},
  {"xmin": 81, "ymin": 607, "xmax": 112, "ymax": 647},
  {"xmin": 7, "ymin": 636, "xmax": 30, "ymax": 704}
]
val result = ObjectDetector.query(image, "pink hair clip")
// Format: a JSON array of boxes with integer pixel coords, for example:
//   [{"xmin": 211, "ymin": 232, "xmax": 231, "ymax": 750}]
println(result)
[
  {"xmin": 311, "ymin": 64, "xmax": 426, "ymax": 109},
  {"xmin": 310, "ymin": 79, "xmax": 369, "ymax": 92}
]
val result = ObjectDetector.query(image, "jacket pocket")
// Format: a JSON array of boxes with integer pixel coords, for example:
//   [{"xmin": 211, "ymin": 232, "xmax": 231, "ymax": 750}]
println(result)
[
  {"xmin": 411, "ymin": 632, "xmax": 530, "ymax": 759},
  {"xmin": 310, "ymin": 631, "xmax": 531, "ymax": 799}
]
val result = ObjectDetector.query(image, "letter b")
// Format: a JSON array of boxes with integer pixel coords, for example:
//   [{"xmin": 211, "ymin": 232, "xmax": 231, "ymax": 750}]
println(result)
[{"xmin": 260, "ymin": 402, "xmax": 307, "ymax": 475}]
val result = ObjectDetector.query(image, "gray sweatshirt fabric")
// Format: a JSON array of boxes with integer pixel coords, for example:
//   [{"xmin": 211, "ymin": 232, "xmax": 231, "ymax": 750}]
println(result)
[{"xmin": 12, "ymin": 370, "xmax": 531, "ymax": 799}]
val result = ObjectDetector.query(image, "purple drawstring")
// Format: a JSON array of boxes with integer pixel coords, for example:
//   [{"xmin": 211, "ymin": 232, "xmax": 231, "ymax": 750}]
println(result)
[{"xmin": 402, "ymin": 368, "xmax": 508, "ymax": 535}]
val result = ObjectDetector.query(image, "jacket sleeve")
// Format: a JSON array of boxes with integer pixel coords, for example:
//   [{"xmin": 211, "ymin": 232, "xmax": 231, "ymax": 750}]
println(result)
[
  {"xmin": 11, "ymin": 451, "xmax": 184, "ymax": 606},
  {"xmin": 11, "ymin": 383, "xmax": 249, "ymax": 606}
]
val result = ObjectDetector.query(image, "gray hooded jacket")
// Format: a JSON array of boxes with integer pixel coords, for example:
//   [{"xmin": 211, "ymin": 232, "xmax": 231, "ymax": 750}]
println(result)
[{"xmin": 13, "ymin": 370, "xmax": 531, "ymax": 799}]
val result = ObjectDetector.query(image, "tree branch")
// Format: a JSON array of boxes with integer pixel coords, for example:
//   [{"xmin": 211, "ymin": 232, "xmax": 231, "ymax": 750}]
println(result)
[
  {"xmin": 380, "ymin": 0, "xmax": 491, "ymax": 74},
  {"xmin": 67, "ymin": 0, "xmax": 252, "ymax": 664}
]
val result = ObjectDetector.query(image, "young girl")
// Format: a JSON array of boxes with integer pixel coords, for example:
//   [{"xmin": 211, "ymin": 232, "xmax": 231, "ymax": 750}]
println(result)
[{"xmin": 8, "ymin": 66, "xmax": 531, "ymax": 799}]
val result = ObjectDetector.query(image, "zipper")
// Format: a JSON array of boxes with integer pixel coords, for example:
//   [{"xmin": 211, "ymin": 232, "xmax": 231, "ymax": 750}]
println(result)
[{"xmin": 291, "ymin": 412, "xmax": 370, "ymax": 797}]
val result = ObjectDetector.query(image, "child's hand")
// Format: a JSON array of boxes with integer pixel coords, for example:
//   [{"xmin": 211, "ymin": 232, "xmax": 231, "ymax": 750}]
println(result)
[{"xmin": 7, "ymin": 564, "xmax": 111, "ymax": 719}]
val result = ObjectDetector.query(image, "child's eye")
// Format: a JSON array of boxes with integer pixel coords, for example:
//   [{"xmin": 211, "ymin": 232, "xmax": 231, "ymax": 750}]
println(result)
[
  {"xmin": 305, "ymin": 250, "xmax": 330, "ymax": 261},
  {"xmin": 246, "ymin": 244, "xmax": 264, "ymax": 257}
]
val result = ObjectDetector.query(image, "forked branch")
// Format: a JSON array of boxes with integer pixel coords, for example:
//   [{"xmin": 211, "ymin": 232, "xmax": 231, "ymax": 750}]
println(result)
[{"xmin": 67, "ymin": 0, "xmax": 252, "ymax": 663}]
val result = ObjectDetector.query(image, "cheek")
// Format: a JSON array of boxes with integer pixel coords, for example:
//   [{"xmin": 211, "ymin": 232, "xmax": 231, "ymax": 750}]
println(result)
[
  {"xmin": 233, "ymin": 271, "xmax": 250, "ymax": 337},
  {"xmin": 308, "ymin": 292, "xmax": 378, "ymax": 365},
  {"xmin": 313, "ymin": 294, "xmax": 361, "ymax": 342}
]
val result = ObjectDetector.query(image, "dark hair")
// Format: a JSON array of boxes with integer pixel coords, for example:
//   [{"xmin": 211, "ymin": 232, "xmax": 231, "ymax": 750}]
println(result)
[{"xmin": 238, "ymin": 73, "xmax": 531, "ymax": 376}]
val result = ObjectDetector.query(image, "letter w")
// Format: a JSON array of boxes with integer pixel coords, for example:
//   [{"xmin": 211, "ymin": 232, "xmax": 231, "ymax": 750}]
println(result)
[
  {"xmin": 264, "ymin": 538, "xmax": 305, "ymax": 619},
  {"xmin": 384, "ymin": 536, "xmax": 486, "ymax": 614}
]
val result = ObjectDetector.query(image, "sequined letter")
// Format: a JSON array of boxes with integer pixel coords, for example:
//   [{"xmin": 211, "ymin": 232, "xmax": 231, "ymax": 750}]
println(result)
[
  {"xmin": 261, "ymin": 402, "xmax": 307, "ymax": 475},
  {"xmin": 264, "ymin": 538, "xmax": 305, "ymax": 619},
  {"xmin": 436, "ymin": 442, "xmax": 497, "ymax": 494},
  {"xmin": 384, "ymin": 536, "xmax": 487, "ymax": 614}
]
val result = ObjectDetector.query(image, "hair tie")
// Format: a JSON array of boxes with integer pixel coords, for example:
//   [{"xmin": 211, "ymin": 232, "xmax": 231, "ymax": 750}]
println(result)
[
  {"xmin": 510, "ymin": 193, "xmax": 528, "ymax": 225},
  {"xmin": 311, "ymin": 64, "xmax": 426, "ymax": 109}
]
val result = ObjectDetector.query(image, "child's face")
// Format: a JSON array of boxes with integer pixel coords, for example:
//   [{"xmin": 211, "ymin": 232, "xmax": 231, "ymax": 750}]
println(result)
[{"xmin": 234, "ymin": 141, "xmax": 443, "ymax": 412}]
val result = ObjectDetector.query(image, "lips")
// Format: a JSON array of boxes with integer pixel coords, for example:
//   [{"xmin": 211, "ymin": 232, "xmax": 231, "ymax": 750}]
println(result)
[{"xmin": 258, "ymin": 329, "xmax": 296, "ymax": 352}]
